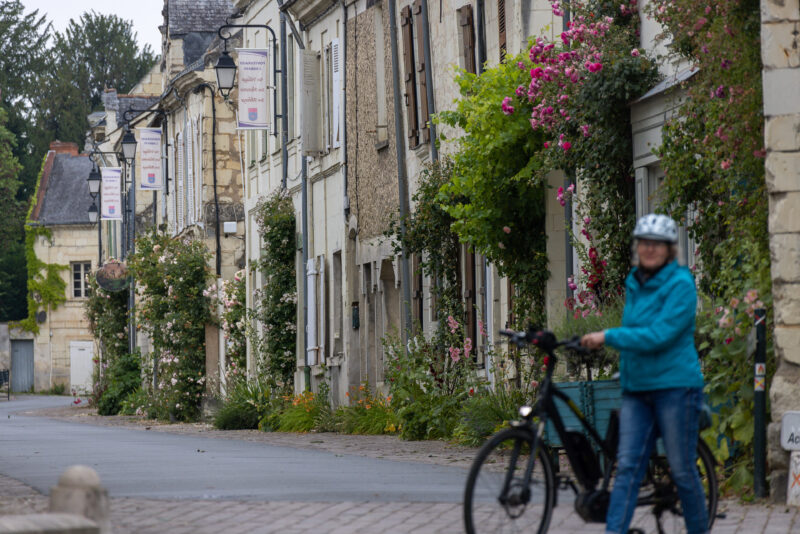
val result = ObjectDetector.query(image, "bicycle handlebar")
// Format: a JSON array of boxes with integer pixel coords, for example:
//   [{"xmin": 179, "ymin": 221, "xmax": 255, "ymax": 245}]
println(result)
[{"xmin": 499, "ymin": 328, "xmax": 589, "ymax": 355}]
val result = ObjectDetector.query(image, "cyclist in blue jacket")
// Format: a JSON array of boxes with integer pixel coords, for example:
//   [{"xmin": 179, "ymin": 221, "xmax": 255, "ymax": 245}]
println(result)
[{"xmin": 581, "ymin": 213, "xmax": 708, "ymax": 534}]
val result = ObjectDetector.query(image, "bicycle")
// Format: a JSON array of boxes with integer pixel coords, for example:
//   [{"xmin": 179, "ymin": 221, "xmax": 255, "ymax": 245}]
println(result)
[{"xmin": 463, "ymin": 328, "xmax": 718, "ymax": 534}]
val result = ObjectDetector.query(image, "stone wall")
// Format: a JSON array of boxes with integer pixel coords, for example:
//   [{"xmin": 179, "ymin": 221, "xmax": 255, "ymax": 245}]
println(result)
[
  {"xmin": 32, "ymin": 226, "xmax": 98, "ymax": 391},
  {"xmin": 345, "ymin": 2, "xmax": 399, "ymax": 241},
  {"xmin": 762, "ymin": 0, "xmax": 800, "ymax": 502}
]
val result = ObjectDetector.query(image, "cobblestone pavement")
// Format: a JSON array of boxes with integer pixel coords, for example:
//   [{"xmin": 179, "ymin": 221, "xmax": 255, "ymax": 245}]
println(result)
[{"xmin": 1, "ymin": 401, "xmax": 798, "ymax": 533}]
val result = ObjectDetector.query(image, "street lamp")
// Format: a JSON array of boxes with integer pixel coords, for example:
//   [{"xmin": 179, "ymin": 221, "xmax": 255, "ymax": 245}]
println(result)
[
  {"xmin": 121, "ymin": 130, "xmax": 137, "ymax": 162},
  {"xmin": 88, "ymin": 202, "xmax": 98, "ymax": 224},
  {"xmin": 87, "ymin": 162, "xmax": 101, "ymax": 196},
  {"xmin": 214, "ymin": 51, "xmax": 237, "ymax": 99}
]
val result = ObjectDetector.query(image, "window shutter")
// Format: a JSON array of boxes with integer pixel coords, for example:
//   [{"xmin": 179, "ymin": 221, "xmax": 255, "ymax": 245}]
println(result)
[
  {"xmin": 331, "ymin": 39, "xmax": 342, "ymax": 149},
  {"xmin": 318, "ymin": 255, "xmax": 326, "ymax": 364},
  {"xmin": 178, "ymin": 133, "xmax": 185, "ymax": 231},
  {"xmin": 458, "ymin": 5, "xmax": 476, "ymax": 74},
  {"xmin": 301, "ymin": 49, "xmax": 323, "ymax": 155},
  {"xmin": 498, "ymin": 0, "xmax": 507, "ymax": 62},
  {"xmin": 464, "ymin": 250, "xmax": 477, "ymax": 350},
  {"xmin": 412, "ymin": 0, "xmax": 430, "ymax": 143},
  {"xmin": 186, "ymin": 121, "xmax": 194, "ymax": 226},
  {"xmin": 306, "ymin": 258, "xmax": 318, "ymax": 366},
  {"xmin": 412, "ymin": 253, "xmax": 423, "ymax": 330},
  {"xmin": 400, "ymin": 6, "xmax": 419, "ymax": 148},
  {"xmin": 168, "ymin": 136, "xmax": 176, "ymax": 235}
]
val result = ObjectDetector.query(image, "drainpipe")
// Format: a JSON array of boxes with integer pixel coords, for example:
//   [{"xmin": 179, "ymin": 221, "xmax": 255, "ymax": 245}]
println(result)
[
  {"xmin": 341, "ymin": 0, "xmax": 349, "ymax": 218},
  {"xmin": 562, "ymin": 13, "xmax": 574, "ymax": 302},
  {"xmin": 280, "ymin": 14, "xmax": 289, "ymax": 190},
  {"xmin": 476, "ymin": 0, "xmax": 486, "ymax": 74},
  {"xmin": 389, "ymin": 0, "xmax": 413, "ymax": 336},
  {"xmin": 278, "ymin": 0, "xmax": 311, "ymax": 392},
  {"xmin": 194, "ymin": 84, "xmax": 222, "ymax": 278},
  {"xmin": 419, "ymin": 0, "xmax": 437, "ymax": 162},
  {"xmin": 194, "ymin": 82, "xmax": 225, "ymax": 394},
  {"xmin": 302, "ymin": 155, "xmax": 310, "ymax": 390}
]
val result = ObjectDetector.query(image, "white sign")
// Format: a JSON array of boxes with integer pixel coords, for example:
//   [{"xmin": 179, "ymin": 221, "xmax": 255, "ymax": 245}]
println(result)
[
  {"xmin": 138, "ymin": 128, "xmax": 162, "ymax": 190},
  {"xmin": 100, "ymin": 168, "xmax": 122, "ymax": 221},
  {"xmin": 236, "ymin": 48, "xmax": 270, "ymax": 130},
  {"xmin": 781, "ymin": 411, "xmax": 800, "ymax": 451}
]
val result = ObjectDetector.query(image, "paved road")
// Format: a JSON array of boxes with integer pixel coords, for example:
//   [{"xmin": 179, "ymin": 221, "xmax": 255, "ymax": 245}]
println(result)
[
  {"xmin": 1, "ymin": 396, "xmax": 798, "ymax": 533},
  {"xmin": 0, "ymin": 396, "xmax": 468, "ymax": 502}
]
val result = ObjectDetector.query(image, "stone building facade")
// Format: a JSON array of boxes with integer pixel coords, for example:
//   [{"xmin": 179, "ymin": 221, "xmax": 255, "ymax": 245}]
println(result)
[
  {"xmin": 26, "ymin": 142, "xmax": 99, "ymax": 393},
  {"xmin": 761, "ymin": 0, "xmax": 800, "ymax": 502}
]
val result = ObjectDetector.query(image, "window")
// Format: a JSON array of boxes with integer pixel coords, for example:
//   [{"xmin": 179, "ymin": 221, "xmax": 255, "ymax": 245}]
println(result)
[
  {"xmin": 401, "ymin": 2, "xmax": 431, "ymax": 148},
  {"xmin": 373, "ymin": 4, "xmax": 389, "ymax": 146},
  {"xmin": 287, "ymin": 37, "xmax": 296, "ymax": 140},
  {"xmin": 498, "ymin": 0, "xmax": 507, "ymax": 61},
  {"xmin": 72, "ymin": 262, "xmax": 91, "ymax": 298},
  {"xmin": 457, "ymin": 5, "xmax": 477, "ymax": 74}
]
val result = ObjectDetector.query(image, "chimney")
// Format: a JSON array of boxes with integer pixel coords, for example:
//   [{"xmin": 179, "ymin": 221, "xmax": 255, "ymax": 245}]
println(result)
[{"xmin": 49, "ymin": 141, "xmax": 79, "ymax": 156}]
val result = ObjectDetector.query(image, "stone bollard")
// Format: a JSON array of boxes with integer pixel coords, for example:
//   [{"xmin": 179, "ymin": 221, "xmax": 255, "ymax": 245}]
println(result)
[{"xmin": 49, "ymin": 466, "xmax": 110, "ymax": 534}]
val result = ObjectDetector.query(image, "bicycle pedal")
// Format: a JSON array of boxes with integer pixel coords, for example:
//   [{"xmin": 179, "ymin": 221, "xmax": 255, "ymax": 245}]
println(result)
[{"xmin": 556, "ymin": 475, "xmax": 571, "ymax": 491}]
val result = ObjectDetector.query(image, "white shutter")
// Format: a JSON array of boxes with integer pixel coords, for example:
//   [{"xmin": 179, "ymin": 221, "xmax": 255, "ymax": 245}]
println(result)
[
  {"xmin": 634, "ymin": 167, "xmax": 648, "ymax": 220},
  {"xmin": 301, "ymin": 49, "xmax": 323, "ymax": 155},
  {"xmin": 186, "ymin": 121, "xmax": 194, "ymax": 226},
  {"xmin": 168, "ymin": 137, "xmax": 176, "ymax": 236},
  {"xmin": 177, "ymin": 133, "xmax": 185, "ymax": 231},
  {"xmin": 195, "ymin": 117, "xmax": 202, "ymax": 220},
  {"xmin": 331, "ymin": 39, "xmax": 341, "ymax": 149},
  {"xmin": 318, "ymin": 255, "xmax": 326, "ymax": 364},
  {"xmin": 306, "ymin": 258, "xmax": 318, "ymax": 366}
]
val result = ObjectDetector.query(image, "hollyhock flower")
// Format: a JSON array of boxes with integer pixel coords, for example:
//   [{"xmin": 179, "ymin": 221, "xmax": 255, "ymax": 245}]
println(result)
[
  {"xmin": 567, "ymin": 183, "xmax": 575, "ymax": 193},
  {"xmin": 544, "ymin": 141, "xmax": 550, "ymax": 148},
  {"xmin": 517, "ymin": 61, "xmax": 525, "ymax": 70},
  {"xmin": 745, "ymin": 289, "xmax": 759, "ymax": 304},
  {"xmin": 720, "ymin": 160, "xmax": 731, "ymax": 170},
  {"xmin": 562, "ymin": 141, "xmax": 572, "ymax": 151},
  {"xmin": 714, "ymin": 85, "xmax": 725, "ymax": 98},
  {"xmin": 581, "ymin": 124, "xmax": 590, "ymax": 137},
  {"xmin": 464, "ymin": 337, "xmax": 473, "ymax": 359},
  {"xmin": 498, "ymin": 242, "xmax": 506, "ymax": 249},
  {"xmin": 449, "ymin": 346, "xmax": 462, "ymax": 362},
  {"xmin": 447, "ymin": 315, "xmax": 459, "ymax": 333},
  {"xmin": 478, "ymin": 320, "xmax": 487, "ymax": 337},
  {"xmin": 631, "ymin": 48, "xmax": 640, "ymax": 57},
  {"xmin": 503, "ymin": 226, "xmax": 511, "ymax": 234},
  {"xmin": 730, "ymin": 297, "xmax": 740, "ymax": 308}
]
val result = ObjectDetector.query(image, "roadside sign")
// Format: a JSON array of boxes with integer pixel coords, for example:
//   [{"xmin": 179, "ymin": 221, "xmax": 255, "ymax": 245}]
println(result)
[{"xmin": 781, "ymin": 411, "xmax": 800, "ymax": 451}]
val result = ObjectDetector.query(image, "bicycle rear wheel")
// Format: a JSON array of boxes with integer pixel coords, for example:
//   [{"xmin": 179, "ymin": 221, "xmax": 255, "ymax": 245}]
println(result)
[
  {"xmin": 629, "ymin": 438, "xmax": 718, "ymax": 534},
  {"xmin": 464, "ymin": 427, "xmax": 556, "ymax": 534}
]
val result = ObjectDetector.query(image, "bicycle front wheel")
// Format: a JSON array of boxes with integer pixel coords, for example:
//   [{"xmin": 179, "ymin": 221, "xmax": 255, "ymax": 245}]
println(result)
[{"xmin": 464, "ymin": 427, "xmax": 556, "ymax": 534}]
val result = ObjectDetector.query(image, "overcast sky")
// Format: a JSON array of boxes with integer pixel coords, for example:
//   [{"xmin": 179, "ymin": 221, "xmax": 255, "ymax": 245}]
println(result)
[{"xmin": 22, "ymin": 0, "xmax": 164, "ymax": 53}]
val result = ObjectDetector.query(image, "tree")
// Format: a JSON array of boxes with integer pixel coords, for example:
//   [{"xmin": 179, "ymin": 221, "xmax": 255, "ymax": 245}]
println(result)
[
  {"xmin": 0, "ymin": 0, "xmax": 51, "ymax": 198},
  {"xmin": 0, "ymin": 106, "xmax": 26, "ymax": 321},
  {"xmin": 34, "ymin": 11, "xmax": 158, "ymax": 149}
]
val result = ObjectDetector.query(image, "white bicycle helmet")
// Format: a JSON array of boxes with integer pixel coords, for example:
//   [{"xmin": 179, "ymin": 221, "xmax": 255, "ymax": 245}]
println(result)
[{"xmin": 633, "ymin": 214, "xmax": 678, "ymax": 243}]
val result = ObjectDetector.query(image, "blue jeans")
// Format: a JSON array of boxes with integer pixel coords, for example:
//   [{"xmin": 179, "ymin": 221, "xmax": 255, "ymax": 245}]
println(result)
[{"xmin": 605, "ymin": 387, "xmax": 708, "ymax": 534}]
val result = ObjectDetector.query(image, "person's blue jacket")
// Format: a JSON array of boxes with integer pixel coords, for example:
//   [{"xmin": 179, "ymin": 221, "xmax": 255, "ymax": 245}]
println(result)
[{"xmin": 604, "ymin": 260, "xmax": 704, "ymax": 393}]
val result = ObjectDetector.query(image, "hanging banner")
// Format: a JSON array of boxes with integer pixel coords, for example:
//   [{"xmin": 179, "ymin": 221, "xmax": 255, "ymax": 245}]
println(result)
[
  {"xmin": 101, "ymin": 168, "xmax": 122, "ymax": 221},
  {"xmin": 236, "ymin": 48, "xmax": 270, "ymax": 130},
  {"xmin": 138, "ymin": 127, "xmax": 162, "ymax": 190}
]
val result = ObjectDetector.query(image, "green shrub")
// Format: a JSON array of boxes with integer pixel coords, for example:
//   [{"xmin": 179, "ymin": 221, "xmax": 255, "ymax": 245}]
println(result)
[
  {"xmin": 97, "ymin": 351, "xmax": 141, "ymax": 416},
  {"xmin": 119, "ymin": 388, "xmax": 150, "ymax": 416},
  {"xmin": 277, "ymin": 390, "xmax": 320, "ymax": 432},
  {"xmin": 336, "ymin": 386, "xmax": 400, "ymax": 435},
  {"xmin": 213, "ymin": 378, "xmax": 272, "ymax": 430},
  {"xmin": 452, "ymin": 387, "xmax": 527, "ymax": 447}
]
